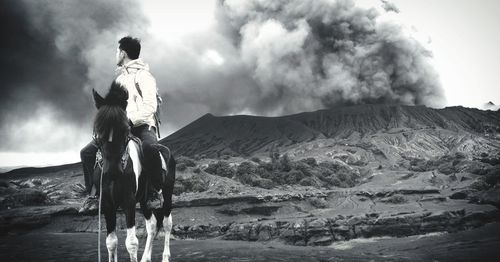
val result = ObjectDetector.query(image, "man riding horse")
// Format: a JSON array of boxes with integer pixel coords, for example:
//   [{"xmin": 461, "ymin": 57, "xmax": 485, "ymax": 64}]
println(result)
[{"xmin": 80, "ymin": 36, "xmax": 161, "ymax": 211}]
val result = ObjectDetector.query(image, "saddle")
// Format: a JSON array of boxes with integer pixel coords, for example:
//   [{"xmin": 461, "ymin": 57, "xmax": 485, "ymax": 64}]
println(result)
[
  {"xmin": 94, "ymin": 135, "xmax": 171, "ymax": 204},
  {"xmin": 94, "ymin": 135, "xmax": 144, "ymax": 171}
]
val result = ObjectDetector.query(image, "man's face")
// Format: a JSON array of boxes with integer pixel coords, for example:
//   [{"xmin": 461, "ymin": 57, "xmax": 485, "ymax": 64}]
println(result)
[{"xmin": 116, "ymin": 48, "xmax": 124, "ymax": 66}]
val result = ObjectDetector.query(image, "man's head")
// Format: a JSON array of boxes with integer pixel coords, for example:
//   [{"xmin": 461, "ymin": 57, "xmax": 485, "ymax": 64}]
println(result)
[{"xmin": 116, "ymin": 36, "xmax": 141, "ymax": 66}]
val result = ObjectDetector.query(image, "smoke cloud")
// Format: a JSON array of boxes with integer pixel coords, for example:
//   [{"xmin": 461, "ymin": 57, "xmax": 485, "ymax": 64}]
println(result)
[
  {"xmin": 214, "ymin": 0, "xmax": 444, "ymax": 115},
  {"xmin": 0, "ymin": 0, "xmax": 147, "ymax": 152}
]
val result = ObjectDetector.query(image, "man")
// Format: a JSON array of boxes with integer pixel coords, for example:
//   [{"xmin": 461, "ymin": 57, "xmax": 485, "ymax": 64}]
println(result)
[{"xmin": 79, "ymin": 36, "xmax": 161, "ymax": 212}]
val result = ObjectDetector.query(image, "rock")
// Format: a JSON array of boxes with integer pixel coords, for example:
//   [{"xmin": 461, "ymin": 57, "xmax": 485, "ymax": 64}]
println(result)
[
  {"xmin": 171, "ymin": 223, "xmax": 225, "ymax": 239},
  {"xmin": 423, "ymin": 210, "xmax": 464, "ymax": 223},
  {"xmin": 356, "ymin": 190, "xmax": 374, "ymax": 198},
  {"xmin": 280, "ymin": 221, "xmax": 306, "ymax": 245},
  {"xmin": 257, "ymin": 221, "xmax": 278, "ymax": 241},
  {"xmin": 47, "ymin": 190, "xmax": 77, "ymax": 202},
  {"xmin": 306, "ymin": 218, "xmax": 331, "ymax": 245},
  {"xmin": 0, "ymin": 188, "xmax": 49, "ymax": 209},
  {"xmin": 345, "ymin": 215, "xmax": 368, "ymax": 226},
  {"xmin": 0, "ymin": 180, "xmax": 11, "ymax": 188},
  {"xmin": 396, "ymin": 188, "xmax": 441, "ymax": 195},
  {"xmin": 70, "ymin": 183, "xmax": 87, "ymax": 195},
  {"xmin": 308, "ymin": 235, "xmax": 333, "ymax": 246},
  {"xmin": 420, "ymin": 196, "xmax": 447, "ymax": 202},
  {"xmin": 380, "ymin": 194, "xmax": 408, "ymax": 204},
  {"xmin": 224, "ymin": 223, "xmax": 253, "ymax": 241},
  {"xmin": 248, "ymin": 223, "xmax": 260, "ymax": 241},
  {"xmin": 450, "ymin": 191, "xmax": 469, "ymax": 200},
  {"xmin": 78, "ymin": 197, "xmax": 98, "ymax": 215},
  {"xmin": 476, "ymin": 189, "xmax": 500, "ymax": 208},
  {"xmin": 294, "ymin": 240, "xmax": 307, "ymax": 246},
  {"xmin": 307, "ymin": 217, "xmax": 327, "ymax": 227},
  {"xmin": 331, "ymin": 224, "xmax": 352, "ymax": 240},
  {"xmin": 0, "ymin": 205, "xmax": 78, "ymax": 235},
  {"xmin": 19, "ymin": 180, "xmax": 36, "ymax": 188},
  {"xmin": 173, "ymin": 191, "xmax": 327, "ymax": 208}
]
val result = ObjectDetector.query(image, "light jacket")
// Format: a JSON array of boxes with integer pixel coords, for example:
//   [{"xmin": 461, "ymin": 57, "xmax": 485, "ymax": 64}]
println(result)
[{"xmin": 115, "ymin": 59, "xmax": 158, "ymax": 129}]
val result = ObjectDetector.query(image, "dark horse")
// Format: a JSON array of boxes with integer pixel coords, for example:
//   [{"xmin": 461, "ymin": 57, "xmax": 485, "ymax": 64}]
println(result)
[{"xmin": 92, "ymin": 81, "xmax": 176, "ymax": 262}]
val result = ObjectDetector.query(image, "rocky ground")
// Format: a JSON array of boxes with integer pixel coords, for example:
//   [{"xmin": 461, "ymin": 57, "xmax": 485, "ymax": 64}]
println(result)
[
  {"xmin": 1, "ymin": 222, "xmax": 500, "ymax": 261},
  {"xmin": 1, "ymin": 149, "xmax": 499, "ymax": 261}
]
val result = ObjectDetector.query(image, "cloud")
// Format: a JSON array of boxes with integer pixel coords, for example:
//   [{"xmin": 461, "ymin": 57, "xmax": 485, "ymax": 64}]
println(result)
[
  {"xmin": 381, "ymin": 0, "xmax": 400, "ymax": 13},
  {"xmin": 0, "ymin": 104, "xmax": 88, "ymax": 152},
  {"xmin": 215, "ymin": 0, "xmax": 445, "ymax": 115},
  {"xmin": 0, "ymin": 0, "xmax": 147, "ymax": 152}
]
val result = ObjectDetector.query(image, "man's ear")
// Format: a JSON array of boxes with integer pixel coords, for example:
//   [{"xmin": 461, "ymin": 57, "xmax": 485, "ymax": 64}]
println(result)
[
  {"xmin": 92, "ymin": 89, "xmax": 105, "ymax": 109},
  {"xmin": 119, "ymin": 49, "xmax": 128, "ymax": 60}
]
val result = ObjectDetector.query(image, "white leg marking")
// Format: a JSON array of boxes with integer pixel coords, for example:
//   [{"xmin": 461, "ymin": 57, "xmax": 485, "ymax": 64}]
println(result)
[
  {"xmin": 106, "ymin": 231, "xmax": 118, "ymax": 262},
  {"xmin": 128, "ymin": 141, "xmax": 142, "ymax": 191},
  {"xmin": 126, "ymin": 226, "xmax": 139, "ymax": 262},
  {"xmin": 162, "ymin": 215, "xmax": 173, "ymax": 262},
  {"xmin": 160, "ymin": 153, "xmax": 167, "ymax": 171},
  {"xmin": 140, "ymin": 215, "xmax": 157, "ymax": 262}
]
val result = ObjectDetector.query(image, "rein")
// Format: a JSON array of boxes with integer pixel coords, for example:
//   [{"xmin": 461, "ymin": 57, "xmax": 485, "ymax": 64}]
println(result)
[{"xmin": 98, "ymin": 166, "xmax": 103, "ymax": 262}]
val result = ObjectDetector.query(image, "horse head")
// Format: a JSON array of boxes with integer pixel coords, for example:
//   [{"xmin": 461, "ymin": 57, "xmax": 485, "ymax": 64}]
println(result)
[{"xmin": 92, "ymin": 81, "xmax": 130, "ymax": 181}]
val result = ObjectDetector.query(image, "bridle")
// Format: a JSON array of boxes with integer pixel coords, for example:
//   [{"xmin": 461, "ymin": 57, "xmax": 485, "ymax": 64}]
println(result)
[{"xmin": 92, "ymin": 129, "xmax": 132, "ymax": 172}]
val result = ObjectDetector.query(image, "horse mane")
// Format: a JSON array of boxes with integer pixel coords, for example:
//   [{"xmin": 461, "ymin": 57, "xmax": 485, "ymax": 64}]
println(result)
[
  {"xmin": 93, "ymin": 105, "xmax": 129, "ymax": 141},
  {"xmin": 93, "ymin": 80, "xmax": 130, "ymax": 141}
]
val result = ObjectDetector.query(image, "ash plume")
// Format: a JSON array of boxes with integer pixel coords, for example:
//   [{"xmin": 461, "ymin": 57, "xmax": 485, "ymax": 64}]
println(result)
[
  {"xmin": 381, "ymin": 0, "xmax": 400, "ymax": 13},
  {"xmin": 215, "ymin": 0, "xmax": 445, "ymax": 115}
]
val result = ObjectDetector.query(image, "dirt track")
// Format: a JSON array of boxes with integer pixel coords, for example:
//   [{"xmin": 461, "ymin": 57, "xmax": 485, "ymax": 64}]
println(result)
[{"xmin": 1, "ymin": 222, "xmax": 499, "ymax": 262}]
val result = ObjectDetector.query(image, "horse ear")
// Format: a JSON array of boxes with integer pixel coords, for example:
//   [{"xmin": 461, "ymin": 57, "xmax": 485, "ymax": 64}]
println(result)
[{"xmin": 93, "ymin": 89, "xmax": 105, "ymax": 109}]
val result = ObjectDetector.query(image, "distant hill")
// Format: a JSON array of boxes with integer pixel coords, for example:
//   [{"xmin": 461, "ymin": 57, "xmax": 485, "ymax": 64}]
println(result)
[
  {"xmin": 484, "ymin": 101, "xmax": 500, "ymax": 111},
  {"xmin": 0, "ymin": 162, "xmax": 81, "ymax": 179},
  {"xmin": 160, "ymin": 104, "xmax": 500, "ymax": 157}
]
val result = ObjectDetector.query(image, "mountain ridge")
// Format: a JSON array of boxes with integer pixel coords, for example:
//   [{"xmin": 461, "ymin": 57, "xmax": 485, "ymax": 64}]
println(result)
[{"xmin": 160, "ymin": 104, "xmax": 500, "ymax": 157}]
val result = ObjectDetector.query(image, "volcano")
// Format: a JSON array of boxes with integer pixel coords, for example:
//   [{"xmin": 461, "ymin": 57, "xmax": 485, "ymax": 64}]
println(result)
[{"xmin": 160, "ymin": 104, "xmax": 500, "ymax": 158}]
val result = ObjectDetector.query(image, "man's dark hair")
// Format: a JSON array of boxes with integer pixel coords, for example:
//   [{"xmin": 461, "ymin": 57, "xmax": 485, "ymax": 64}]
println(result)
[{"xmin": 118, "ymin": 36, "xmax": 141, "ymax": 60}]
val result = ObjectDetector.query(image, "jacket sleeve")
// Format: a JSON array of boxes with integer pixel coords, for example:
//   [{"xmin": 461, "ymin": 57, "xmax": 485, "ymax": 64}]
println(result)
[{"xmin": 128, "ymin": 71, "xmax": 158, "ymax": 126}]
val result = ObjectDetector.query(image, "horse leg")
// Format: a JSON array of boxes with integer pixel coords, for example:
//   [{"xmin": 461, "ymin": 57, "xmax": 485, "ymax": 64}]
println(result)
[
  {"xmin": 140, "ymin": 203, "xmax": 157, "ymax": 262},
  {"xmin": 161, "ymin": 153, "xmax": 175, "ymax": 262},
  {"xmin": 161, "ymin": 175, "xmax": 174, "ymax": 262},
  {"xmin": 162, "ymin": 214, "xmax": 172, "ymax": 262},
  {"xmin": 125, "ymin": 202, "xmax": 139, "ymax": 262},
  {"xmin": 104, "ymin": 210, "xmax": 118, "ymax": 262}
]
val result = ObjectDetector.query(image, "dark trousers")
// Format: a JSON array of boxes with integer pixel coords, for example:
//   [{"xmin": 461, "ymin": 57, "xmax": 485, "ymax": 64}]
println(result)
[
  {"xmin": 80, "ymin": 140, "xmax": 98, "ymax": 194},
  {"xmin": 80, "ymin": 125, "xmax": 160, "ymax": 195}
]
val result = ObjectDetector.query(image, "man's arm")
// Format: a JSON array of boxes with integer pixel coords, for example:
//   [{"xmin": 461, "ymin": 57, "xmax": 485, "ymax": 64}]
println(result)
[{"xmin": 128, "ymin": 72, "xmax": 157, "ymax": 126}]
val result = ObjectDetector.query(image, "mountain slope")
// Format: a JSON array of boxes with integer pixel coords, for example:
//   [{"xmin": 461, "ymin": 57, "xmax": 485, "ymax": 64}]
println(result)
[{"xmin": 160, "ymin": 104, "xmax": 500, "ymax": 158}]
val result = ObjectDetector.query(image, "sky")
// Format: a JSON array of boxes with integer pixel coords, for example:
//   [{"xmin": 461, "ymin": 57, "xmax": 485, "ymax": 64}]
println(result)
[{"xmin": 1, "ymin": 0, "xmax": 499, "ymax": 168}]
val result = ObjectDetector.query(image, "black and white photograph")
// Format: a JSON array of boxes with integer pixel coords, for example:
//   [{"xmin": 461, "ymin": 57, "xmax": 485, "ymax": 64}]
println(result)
[{"xmin": 1, "ymin": 0, "xmax": 500, "ymax": 261}]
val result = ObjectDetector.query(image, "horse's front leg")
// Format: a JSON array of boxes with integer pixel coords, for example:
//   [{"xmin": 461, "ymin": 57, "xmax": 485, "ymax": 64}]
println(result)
[
  {"xmin": 162, "ymin": 214, "xmax": 173, "ymax": 262},
  {"xmin": 104, "ymin": 210, "xmax": 118, "ymax": 262},
  {"xmin": 140, "ymin": 202, "xmax": 157, "ymax": 262},
  {"xmin": 125, "ymin": 200, "xmax": 139, "ymax": 262},
  {"xmin": 162, "ymin": 166, "xmax": 175, "ymax": 262}
]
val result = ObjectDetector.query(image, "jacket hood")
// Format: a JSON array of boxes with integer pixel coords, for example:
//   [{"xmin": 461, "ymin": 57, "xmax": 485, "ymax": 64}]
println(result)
[{"xmin": 117, "ymin": 58, "xmax": 150, "ymax": 74}]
